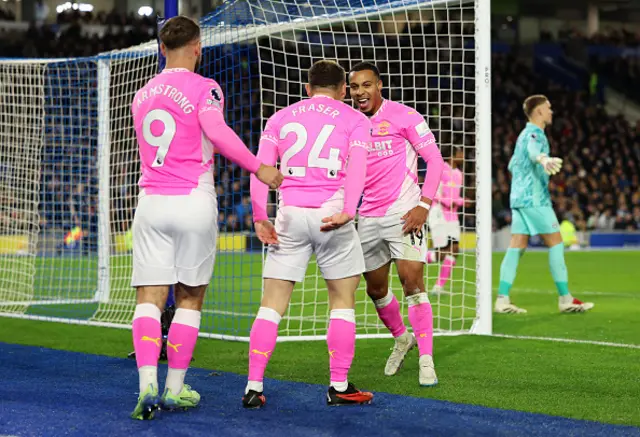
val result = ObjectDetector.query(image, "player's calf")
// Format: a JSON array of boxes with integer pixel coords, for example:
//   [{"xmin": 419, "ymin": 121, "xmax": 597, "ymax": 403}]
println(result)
[
  {"xmin": 131, "ymin": 301, "xmax": 163, "ymax": 419},
  {"xmin": 406, "ymin": 292, "xmax": 438, "ymax": 387},
  {"xmin": 243, "ymin": 306, "xmax": 282, "ymax": 409}
]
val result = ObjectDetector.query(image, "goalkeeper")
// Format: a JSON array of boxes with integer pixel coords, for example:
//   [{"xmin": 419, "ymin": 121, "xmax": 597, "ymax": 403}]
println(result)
[{"xmin": 495, "ymin": 95, "xmax": 594, "ymax": 314}]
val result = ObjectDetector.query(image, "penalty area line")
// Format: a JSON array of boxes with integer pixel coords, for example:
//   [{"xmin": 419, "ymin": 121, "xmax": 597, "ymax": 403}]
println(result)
[{"xmin": 492, "ymin": 333, "xmax": 640, "ymax": 349}]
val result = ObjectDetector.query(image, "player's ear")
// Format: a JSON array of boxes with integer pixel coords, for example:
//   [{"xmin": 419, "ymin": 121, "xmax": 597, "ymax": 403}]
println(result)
[
  {"xmin": 159, "ymin": 43, "xmax": 167, "ymax": 57},
  {"xmin": 377, "ymin": 79, "xmax": 383, "ymax": 90},
  {"xmin": 305, "ymin": 83, "xmax": 312, "ymax": 97},
  {"xmin": 339, "ymin": 82, "xmax": 347, "ymax": 100}
]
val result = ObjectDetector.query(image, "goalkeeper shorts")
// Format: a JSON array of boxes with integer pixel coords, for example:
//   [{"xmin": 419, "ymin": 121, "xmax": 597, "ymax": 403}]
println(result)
[{"xmin": 511, "ymin": 207, "xmax": 560, "ymax": 236}]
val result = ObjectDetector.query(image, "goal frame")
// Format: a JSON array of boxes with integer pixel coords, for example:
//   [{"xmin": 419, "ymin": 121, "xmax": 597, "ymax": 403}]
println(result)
[{"xmin": 0, "ymin": 0, "xmax": 491, "ymax": 339}]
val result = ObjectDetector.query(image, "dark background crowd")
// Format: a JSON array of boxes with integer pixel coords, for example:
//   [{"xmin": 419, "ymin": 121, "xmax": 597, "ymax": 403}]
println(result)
[{"xmin": 1, "ymin": 4, "xmax": 640, "ymax": 255}]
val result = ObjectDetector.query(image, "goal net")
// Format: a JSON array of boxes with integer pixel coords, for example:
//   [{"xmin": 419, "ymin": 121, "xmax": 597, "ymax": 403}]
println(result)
[{"xmin": 0, "ymin": 0, "xmax": 491, "ymax": 339}]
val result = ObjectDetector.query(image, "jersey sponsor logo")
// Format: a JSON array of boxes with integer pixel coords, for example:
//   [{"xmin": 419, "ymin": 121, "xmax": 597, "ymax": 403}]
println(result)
[
  {"xmin": 415, "ymin": 120, "xmax": 431, "ymax": 137},
  {"xmin": 377, "ymin": 121, "xmax": 390, "ymax": 136},
  {"xmin": 367, "ymin": 139, "xmax": 393, "ymax": 156}
]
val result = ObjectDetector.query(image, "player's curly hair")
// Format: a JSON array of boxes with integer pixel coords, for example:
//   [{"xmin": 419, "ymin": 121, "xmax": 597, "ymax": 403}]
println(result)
[
  {"xmin": 523, "ymin": 94, "xmax": 549, "ymax": 118},
  {"xmin": 159, "ymin": 15, "xmax": 200, "ymax": 50},
  {"xmin": 308, "ymin": 60, "xmax": 346, "ymax": 90}
]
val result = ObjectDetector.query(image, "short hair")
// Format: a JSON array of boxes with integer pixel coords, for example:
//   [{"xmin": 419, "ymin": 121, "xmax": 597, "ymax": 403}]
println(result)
[
  {"xmin": 349, "ymin": 62, "xmax": 380, "ymax": 79},
  {"xmin": 159, "ymin": 16, "xmax": 200, "ymax": 50},
  {"xmin": 523, "ymin": 95, "xmax": 549, "ymax": 118},
  {"xmin": 308, "ymin": 60, "xmax": 346, "ymax": 90}
]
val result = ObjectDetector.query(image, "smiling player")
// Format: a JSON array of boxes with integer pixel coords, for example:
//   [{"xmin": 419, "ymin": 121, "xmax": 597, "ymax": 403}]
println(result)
[{"xmin": 349, "ymin": 62, "xmax": 444, "ymax": 386}]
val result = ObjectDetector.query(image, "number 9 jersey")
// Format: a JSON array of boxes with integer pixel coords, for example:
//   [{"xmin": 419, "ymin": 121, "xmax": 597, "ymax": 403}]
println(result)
[
  {"xmin": 129, "ymin": 68, "xmax": 228, "ymax": 288},
  {"xmin": 131, "ymin": 67, "xmax": 226, "ymax": 197}
]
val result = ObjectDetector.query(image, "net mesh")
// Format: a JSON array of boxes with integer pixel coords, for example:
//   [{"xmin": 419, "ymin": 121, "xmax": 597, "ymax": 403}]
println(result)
[{"xmin": 0, "ymin": 0, "xmax": 479, "ymax": 339}]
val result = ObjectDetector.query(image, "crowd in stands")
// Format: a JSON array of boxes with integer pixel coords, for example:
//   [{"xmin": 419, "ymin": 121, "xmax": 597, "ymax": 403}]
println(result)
[
  {"xmin": 0, "ymin": 10, "xmax": 155, "ymax": 58},
  {"xmin": 1, "ymin": 10, "xmax": 640, "ymax": 255}
]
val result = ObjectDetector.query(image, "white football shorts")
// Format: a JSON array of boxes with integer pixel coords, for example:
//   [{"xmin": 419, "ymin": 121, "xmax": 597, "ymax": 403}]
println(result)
[
  {"xmin": 131, "ymin": 189, "xmax": 218, "ymax": 288},
  {"xmin": 358, "ymin": 212, "xmax": 427, "ymax": 273},
  {"xmin": 428, "ymin": 203, "xmax": 461, "ymax": 249},
  {"xmin": 263, "ymin": 205, "xmax": 365, "ymax": 282}
]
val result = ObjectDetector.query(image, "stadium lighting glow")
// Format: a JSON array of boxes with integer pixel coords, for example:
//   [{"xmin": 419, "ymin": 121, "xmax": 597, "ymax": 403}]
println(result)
[
  {"xmin": 138, "ymin": 6, "xmax": 153, "ymax": 16},
  {"xmin": 56, "ymin": 2, "xmax": 94, "ymax": 13}
]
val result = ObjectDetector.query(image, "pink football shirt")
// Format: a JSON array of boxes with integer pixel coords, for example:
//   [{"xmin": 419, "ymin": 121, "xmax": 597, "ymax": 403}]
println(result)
[
  {"xmin": 132, "ymin": 68, "xmax": 228, "ymax": 195},
  {"xmin": 251, "ymin": 94, "xmax": 371, "ymax": 220},
  {"xmin": 435, "ymin": 162, "xmax": 464, "ymax": 222},
  {"xmin": 358, "ymin": 99, "xmax": 443, "ymax": 217}
]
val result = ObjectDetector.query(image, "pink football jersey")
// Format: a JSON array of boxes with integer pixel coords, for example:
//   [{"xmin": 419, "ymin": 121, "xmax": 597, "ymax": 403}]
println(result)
[
  {"xmin": 358, "ymin": 99, "xmax": 440, "ymax": 217},
  {"xmin": 254, "ymin": 94, "xmax": 371, "ymax": 212},
  {"xmin": 131, "ymin": 68, "xmax": 226, "ymax": 196},
  {"xmin": 435, "ymin": 162, "xmax": 464, "ymax": 222}
]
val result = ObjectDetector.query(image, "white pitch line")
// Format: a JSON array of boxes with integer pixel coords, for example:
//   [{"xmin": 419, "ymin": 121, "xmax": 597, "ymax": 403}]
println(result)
[
  {"xmin": 0, "ymin": 298, "xmax": 97, "ymax": 306},
  {"xmin": 494, "ymin": 287, "xmax": 639, "ymax": 298},
  {"xmin": 200, "ymin": 307, "xmax": 383, "ymax": 329},
  {"xmin": 492, "ymin": 333, "xmax": 640, "ymax": 349}
]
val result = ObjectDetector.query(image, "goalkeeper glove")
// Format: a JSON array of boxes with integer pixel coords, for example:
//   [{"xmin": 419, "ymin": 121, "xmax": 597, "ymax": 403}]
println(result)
[{"xmin": 536, "ymin": 154, "xmax": 563, "ymax": 175}]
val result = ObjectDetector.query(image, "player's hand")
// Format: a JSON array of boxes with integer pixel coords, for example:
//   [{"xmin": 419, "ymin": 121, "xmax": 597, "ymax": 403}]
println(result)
[
  {"xmin": 320, "ymin": 212, "xmax": 352, "ymax": 232},
  {"xmin": 537, "ymin": 154, "xmax": 563, "ymax": 176},
  {"xmin": 255, "ymin": 220, "xmax": 278, "ymax": 245},
  {"xmin": 256, "ymin": 164, "xmax": 284, "ymax": 189},
  {"xmin": 402, "ymin": 206, "xmax": 428, "ymax": 234}
]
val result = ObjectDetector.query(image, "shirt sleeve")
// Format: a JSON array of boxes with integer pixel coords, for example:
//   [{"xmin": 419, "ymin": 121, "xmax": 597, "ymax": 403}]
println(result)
[
  {"xmin": 402, "ymin": 113, "xmax": 444, "ymax": 201},
  {"xmin": 526, "ymin": 134, "xmax": 544, "ymax": 162},
  {"xmin": 196, "ymin": 80, "xmax": 261, "ymax": 174},
  {"xmin": 250, "ymin": 116, "xmax": 280, "ymax": 222},
  {"xmin": 197, "ymin": 79, "xmax": 225, "ymax": 118},
  {"xmin": 342, "ymin": 116, "xmax": 371, "ymax": 217}
]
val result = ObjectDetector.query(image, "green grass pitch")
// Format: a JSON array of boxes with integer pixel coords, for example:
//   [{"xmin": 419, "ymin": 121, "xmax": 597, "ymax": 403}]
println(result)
[{"xmin": 0, "ymin": 250, "xmax": 639, "ymax": 425}]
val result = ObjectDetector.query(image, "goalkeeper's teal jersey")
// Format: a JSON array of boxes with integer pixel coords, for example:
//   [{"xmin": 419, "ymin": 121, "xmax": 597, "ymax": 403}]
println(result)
[{"xmin": 508, "ymin": 122, "xmax": 551, "ymax": 208}]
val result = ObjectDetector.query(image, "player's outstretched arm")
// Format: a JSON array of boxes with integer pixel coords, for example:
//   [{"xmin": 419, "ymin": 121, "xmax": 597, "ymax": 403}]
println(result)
[
  {"xmin": 401, "ymin": 118, "xmax": 444, "ymax": 233},
  {"xmin": 250, "ymin": 123, "xmax": 280, "ymax": 244},
  {"xmin": 321, "ymin": 118, "xmax": 370, "ymax": 232},
  {"xmin": 526, "ymin": 136, "xmax": 563, "ymax": 175}
]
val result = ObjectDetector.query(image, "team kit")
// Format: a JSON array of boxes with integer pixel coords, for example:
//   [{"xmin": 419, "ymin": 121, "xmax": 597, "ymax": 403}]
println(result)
[{"xmin": 126, "ymin": 16, "xmax": 589, "ymax": 421}]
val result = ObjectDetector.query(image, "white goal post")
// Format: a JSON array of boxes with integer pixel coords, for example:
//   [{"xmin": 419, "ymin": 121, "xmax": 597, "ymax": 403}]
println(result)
[{"xmin": 0, "ymin": 0, "xmax": 491, "ymax": 339}]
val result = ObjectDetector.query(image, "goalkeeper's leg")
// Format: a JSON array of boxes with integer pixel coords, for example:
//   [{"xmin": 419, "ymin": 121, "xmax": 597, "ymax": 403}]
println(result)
[
  {"xmin": 396, "ymin": 260, "xmax": 437, "ymax": 387},
  {"xmin": 540, "ymin": 232, "xmax": 594, "ymax": 313},
  {"xmin": 364, "ymin": 263, "xmax": 415, "ymax": 376},
  {"xmin": 160, "ymin": 283, "xmax": 205, "ymax": 411},
  {"xmin": 495, "ymin": 234, "xmax": 528, "ymax": 314},
  {"xmin": 242, "ymin": 279, "xmax": 293, "ymax": 409},
  {"xmin": 131, "ymin": 286, "xmax": 169, "ymax": 420},
  {"xmin": 325, "ymin": 276, "xmax": 373, "ymax": 406}
]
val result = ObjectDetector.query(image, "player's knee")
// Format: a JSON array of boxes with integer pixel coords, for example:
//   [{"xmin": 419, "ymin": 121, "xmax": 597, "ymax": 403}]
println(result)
[
  {"xmin": 400, "ymin": 274, "xmax": 425, "ymax": 296},
  {"xmin": 365, "ymin": 281, "xmax": 388, "ymax": 301}
]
